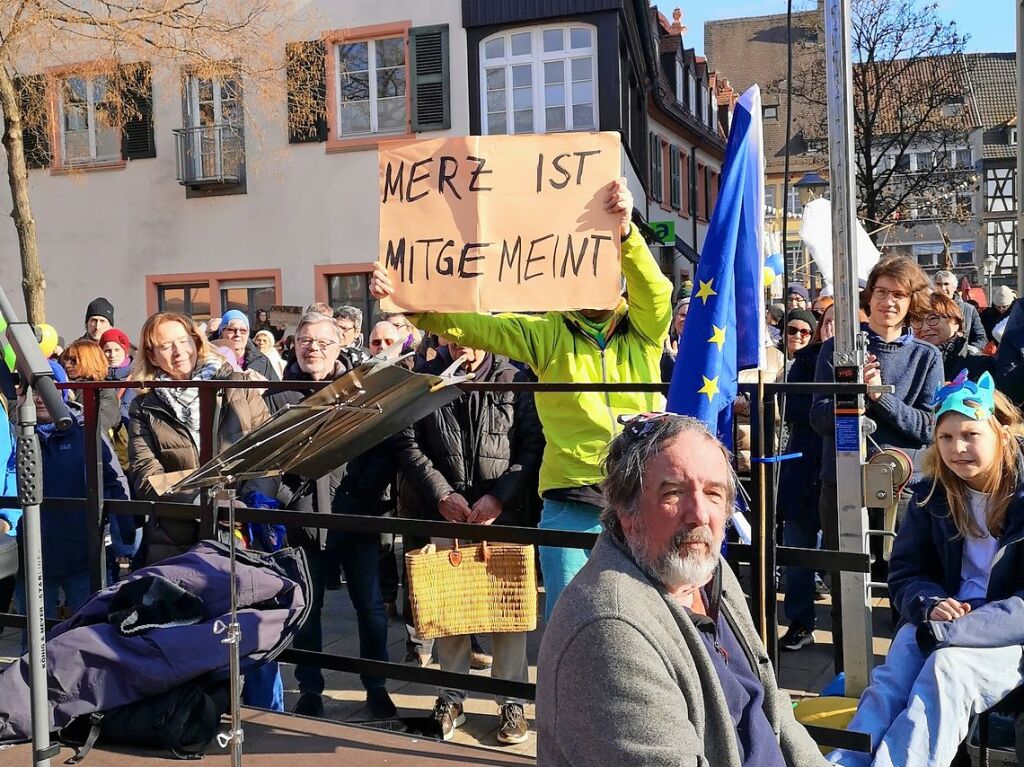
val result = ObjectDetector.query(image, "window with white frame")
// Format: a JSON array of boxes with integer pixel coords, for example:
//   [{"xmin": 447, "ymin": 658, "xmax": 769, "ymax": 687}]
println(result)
[
  {"xmin": 708, "ymin": 89, "xmax": 716, "ymax": 129},
  {"xmin": 687, "ymin": 71, "xmax": 696, "ymax": 114},
  {"xmin": 182, "ymin": 72, "xmax": 244, "ymax": 181},
  {"xmin": 60, "ymin": 74, "xmax": 120, "ymax": 165},
  {"xmin": 787, "ymin": 184, "xmax": 802, "ymax": 215},
  {"xmin": 763, "ymin": 104, "xmax": 779, "ymax": 120},
  {"xmin": 1010, "ymin": 127, "xmax": 1018, "ymax": 146},
  {"xmin": 481, "ymin": 24, "xmax": 597, "ymax": 135},
  {"xmin": 698, "ymin": 83, "xmax": 706, "ymax": 123},
  {"xmin": 764, "ymin": 184, "xmax": 777, "ymax": 210},
  {"xmin": 675, "ymin": 60, "xmax": 684, "ymax": 104},
  {"xmin": 336, "ymin": 36, "xmax": 407, "ymax": 137}
]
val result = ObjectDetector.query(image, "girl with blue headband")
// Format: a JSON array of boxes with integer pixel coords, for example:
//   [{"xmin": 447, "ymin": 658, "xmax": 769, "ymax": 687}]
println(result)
[{"xmin": 829, "ymin": 370, "xmax": 1024, "ymax": 767}]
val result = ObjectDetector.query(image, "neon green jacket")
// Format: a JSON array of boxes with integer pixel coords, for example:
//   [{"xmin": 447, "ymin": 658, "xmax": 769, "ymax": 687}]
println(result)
[{"xmin": 412, "ymin": 225, "xmax": 673, "ymax": 495}]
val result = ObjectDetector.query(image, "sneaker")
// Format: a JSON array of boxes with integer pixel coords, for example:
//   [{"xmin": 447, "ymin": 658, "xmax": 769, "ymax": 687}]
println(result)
[
  {"xmin": 814, "ymin": 577, "xmax": 831, "ymax": 601},
  {"xmin": 779, "ymin": 624, "xmax": 815, "ymax": 651},
  {"xmin": 366, "ymin": 687, "xmax": 397, "ymax": 719},
  {"xmin": 403, "ymin": 650, "xmax": 431, "ymax": 667},
  {"xmin": 431, "ymin": 698, "xmax": 465, "ymax": 741},
  {"xmin": 292, "ymin": 693, "xmax": 324, "ymax": 718},
  {"xmin": 470, "ymin": 651, "xmax": 493, "ymax": 670},
  {"xmin": 497, "ymin": 702, "xmax": 529, "ymax": 745}
]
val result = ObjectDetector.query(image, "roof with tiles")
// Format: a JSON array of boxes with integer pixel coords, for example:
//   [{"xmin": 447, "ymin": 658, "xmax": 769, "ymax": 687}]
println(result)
[{"xmin": 965, "ymin": 52, "xmax": 1017, "ymax": 160}]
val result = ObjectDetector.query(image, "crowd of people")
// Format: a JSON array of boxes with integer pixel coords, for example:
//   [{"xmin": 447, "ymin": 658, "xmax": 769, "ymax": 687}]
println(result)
[{"xmin": 1, "ymin": 181, "xmax": 1023, "ymax": 763}]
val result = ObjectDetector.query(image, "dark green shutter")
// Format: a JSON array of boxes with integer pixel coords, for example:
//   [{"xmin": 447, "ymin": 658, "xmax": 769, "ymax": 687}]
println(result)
[
  {"xmin": 409, "ymin": 24, "xmax": 450, "ymax": 132},
  {"xmin": 14, "ymin": 75, "xmax": 49, "ymax": 169},
  {"xmin": 286, "ymin": 40, "xmax": 327, "ymax": 143},
  {"xmin": 119, "ymin": 62, "xmax": 156, "ymax": 160}
]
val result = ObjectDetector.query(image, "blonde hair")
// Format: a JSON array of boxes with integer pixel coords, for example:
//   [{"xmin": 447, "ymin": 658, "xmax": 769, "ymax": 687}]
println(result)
[
  {"xmin": 131, "ymin": 312, "xmax": 218, "ymax": 383},
  {"xmin": 921, "ymin": 390, "xmax": 1024, "ymax": 539}
]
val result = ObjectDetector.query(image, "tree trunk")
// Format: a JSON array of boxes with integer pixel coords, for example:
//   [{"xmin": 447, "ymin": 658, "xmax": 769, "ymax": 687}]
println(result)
[{"xmin": 0, "ymin": 64, "xmax": 45, "ymax": 324}]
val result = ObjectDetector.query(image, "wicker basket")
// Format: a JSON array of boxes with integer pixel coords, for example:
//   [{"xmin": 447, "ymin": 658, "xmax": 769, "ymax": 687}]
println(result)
[{"xmin": 405, "ymin": 540, "xmax": 538, "ymax": 639}]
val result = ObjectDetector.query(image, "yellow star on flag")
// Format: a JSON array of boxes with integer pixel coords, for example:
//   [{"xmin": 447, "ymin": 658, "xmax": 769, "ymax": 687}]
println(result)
[
  {"xmin": 698, "ymin": 375, "xmax": 720, "ymax": 402},
  {"xmin": 695, "ymin": 279, "xmax": 717, "ymax": 304},
  {"xmin": 707, "ymin": 325, "xmax": 726, "ymax": 351}
]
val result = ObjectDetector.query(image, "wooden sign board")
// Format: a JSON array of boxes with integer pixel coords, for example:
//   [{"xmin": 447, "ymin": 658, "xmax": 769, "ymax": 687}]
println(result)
[{"xmin": 378, "ymin": 132, "xmax": 623, "ymax": 314}]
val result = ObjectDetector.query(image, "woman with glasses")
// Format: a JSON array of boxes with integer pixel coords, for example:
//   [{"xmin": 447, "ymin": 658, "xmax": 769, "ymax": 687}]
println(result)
[
  {"xmin": 808, "ymin": 257, "xmax": 943, "ymax": 671},
  {"xmin": 782, "ymin": 309, "xmax": 817, "ymax": 360},
  {"xmin": 127, "ymin": 312, "xmax": 275, "ymax": 566},
  {"xmin": 60, "ymin": 339, "xmax": 121, "ymax": 436},
  {"xmin": 911, "ymin": 293, "xmax": 994, "ymax": 381}
]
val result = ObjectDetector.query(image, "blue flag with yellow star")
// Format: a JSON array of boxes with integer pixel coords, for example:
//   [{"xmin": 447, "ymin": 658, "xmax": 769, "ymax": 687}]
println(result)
[{"xmin": 667, "ymin": 85, "xmax": 766, "ymax": 446}]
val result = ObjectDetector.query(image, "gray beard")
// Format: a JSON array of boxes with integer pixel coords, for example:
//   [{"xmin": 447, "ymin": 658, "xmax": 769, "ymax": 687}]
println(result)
[{"xmin": 625, "ymin": 522, "xmax": 720, "ymax": 592}]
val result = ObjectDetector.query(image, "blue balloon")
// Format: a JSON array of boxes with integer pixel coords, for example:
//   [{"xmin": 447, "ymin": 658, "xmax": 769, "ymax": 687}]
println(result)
[{"xmin": 765, "ymin": 252, "xmax": 785, "ymax": 275}]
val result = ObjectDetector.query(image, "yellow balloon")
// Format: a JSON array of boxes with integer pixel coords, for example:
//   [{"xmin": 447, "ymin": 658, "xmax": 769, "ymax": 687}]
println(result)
[
  {"xmin": 763, "ymin": 266, "xmax": 776, "ymax": 288},
  {"xmin": 36, "ymin": 323, "xmax": 58, "ymax": 357}
]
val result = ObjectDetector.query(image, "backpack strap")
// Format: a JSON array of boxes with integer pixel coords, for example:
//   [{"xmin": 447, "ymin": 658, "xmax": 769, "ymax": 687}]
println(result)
[{"xmin": 63, "ymin": 713, "xmax": 103, "ymax": 765}]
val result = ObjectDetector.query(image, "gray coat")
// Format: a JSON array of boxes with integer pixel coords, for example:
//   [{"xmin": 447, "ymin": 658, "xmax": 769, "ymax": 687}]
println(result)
[{"xmin": 536, "ymin": 532, "xmax": 827, "ymax": 767}]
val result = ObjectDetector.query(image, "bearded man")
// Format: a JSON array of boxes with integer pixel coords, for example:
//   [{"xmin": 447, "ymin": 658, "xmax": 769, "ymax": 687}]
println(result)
[{"xmin": 535, "ymin": 413, "xmax": 827, "ymax": 767}]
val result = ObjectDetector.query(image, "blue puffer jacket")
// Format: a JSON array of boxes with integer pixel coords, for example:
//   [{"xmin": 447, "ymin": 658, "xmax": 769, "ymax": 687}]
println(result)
[
  {"xmin": 11, "ymin": 404, "xmax": 131, "ymax": 577},
  {"xmin": 889, "ymin": 446, "xmax": 1024, "ymax": 650}
]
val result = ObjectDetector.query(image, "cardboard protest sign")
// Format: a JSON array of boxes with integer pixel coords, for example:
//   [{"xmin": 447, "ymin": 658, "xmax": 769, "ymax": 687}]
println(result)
[
  {"xmin": 268, "ymin": 304, "xmax": 302, "ymax": 335},
  {"xmin": 378, "ymin": 132, "xmax": 622, "ymax": 314}
]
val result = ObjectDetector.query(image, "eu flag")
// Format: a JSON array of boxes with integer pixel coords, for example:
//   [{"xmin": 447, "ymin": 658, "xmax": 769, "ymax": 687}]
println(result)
[{"xmin": 667, "ymin": 85, "xmax": 766, "ymax": 445}]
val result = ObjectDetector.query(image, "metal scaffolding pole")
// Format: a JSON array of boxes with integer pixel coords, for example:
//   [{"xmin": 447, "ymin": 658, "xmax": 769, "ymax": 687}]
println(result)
[
  {"xmin": 824, "ymin": 0, "xmax": 873, "ymax": 696},
  {"xmin": 1017, "ymin": 0, "xmax": 1024, "ymax": 294}
]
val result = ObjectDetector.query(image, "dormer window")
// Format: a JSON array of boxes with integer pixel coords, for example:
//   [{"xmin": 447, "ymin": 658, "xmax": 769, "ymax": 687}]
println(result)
[
  {"xmin": 1011, "ymin": 126, "xmax": 1018, "ymax": 146},
  {"xmin": 675, "ymin": 59, "xmax": 684, "ymax": 104},
  {"xmin": 687, "ymin": 70, "xmax": 696, "ymax": 114}
]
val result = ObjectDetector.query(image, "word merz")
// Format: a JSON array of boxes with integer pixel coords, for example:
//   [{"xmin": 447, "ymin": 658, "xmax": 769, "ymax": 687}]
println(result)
[
  {"xmin": 383, "ymin": 233, "xmax": 614, "ymax": 285},
  {"xmin": 381, "ymin": 155, "xmax": 492, "ymax": 204}
]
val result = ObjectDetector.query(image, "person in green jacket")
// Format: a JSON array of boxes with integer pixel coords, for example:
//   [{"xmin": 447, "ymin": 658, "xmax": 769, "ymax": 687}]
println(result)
[{"xmin": 370, "ymin": 177, "xmax": 673, "ymax": 618}]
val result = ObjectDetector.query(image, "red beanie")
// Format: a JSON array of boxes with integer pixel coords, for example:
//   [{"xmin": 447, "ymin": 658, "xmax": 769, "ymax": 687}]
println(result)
[{"xmin": 99, "ymin": 328, "xmax": 131, "ymax": 353}]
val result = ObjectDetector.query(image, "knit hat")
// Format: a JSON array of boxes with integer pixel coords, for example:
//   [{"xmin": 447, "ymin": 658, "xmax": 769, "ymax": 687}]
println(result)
[
  {"xmin": 785, "ymin": 309, "xmax": 818, "ymax": 334},
  {"xmin": 786, "ymin": 283, "xmax": 810, "ymax": 302},
  {"xmin": 220, "ymin": 310, "xmax": 250, "ymax": 333},
  {"xmin": 993, "ymin": 285, "xmax": 1016, "ymax": 308},
  {"xmin": 85, "ymin": 297, "xmax": 114, "ymax": 325},
  {"xmin": 98, "ymin": 328, "xmax": 131, "ymax": 354}
]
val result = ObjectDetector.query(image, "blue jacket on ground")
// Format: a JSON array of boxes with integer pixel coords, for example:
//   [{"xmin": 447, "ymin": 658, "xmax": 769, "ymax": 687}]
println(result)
[
  {"xmin": 889, "ymin": 450, "xmax": 1024, "ymax": 650},
  {"xmin": 10, "ymin": 404, "xmax": 130, "ymax": 578},
  {"xmin": 811, "ymin": 328, "xmax": 943, "ymax": 484}
]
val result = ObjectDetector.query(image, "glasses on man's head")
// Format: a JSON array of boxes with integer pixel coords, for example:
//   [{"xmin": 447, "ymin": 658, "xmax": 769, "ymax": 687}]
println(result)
[
  {"xmin": 786, "ymin": 326, "xmax": 812, "ymax": 337},
  {"xmin": 617, "ymin": 412, "xmax": 675, "ymax": 441},
  {"xmin": 872, "ymin": 287, "xmax": 911, "ymax": 302},
  {"xmin": 296, "ymin": 337, "xmax": 338, "ymax": 351}
]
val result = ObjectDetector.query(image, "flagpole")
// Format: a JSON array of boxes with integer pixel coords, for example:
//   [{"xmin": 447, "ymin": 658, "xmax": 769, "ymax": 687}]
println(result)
[
  {"xmin": 754, "ymin": 368, "xmax": 769, "ymax": 649},
  {"xmin": 824, "ymin": 0, "xmax": 874, "ymax": 696}
]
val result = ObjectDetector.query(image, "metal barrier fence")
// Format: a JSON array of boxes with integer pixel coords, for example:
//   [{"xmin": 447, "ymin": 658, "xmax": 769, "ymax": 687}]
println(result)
[{"xmin": 0, "ymin": 377, "xmax": 872, "ymax": 751}]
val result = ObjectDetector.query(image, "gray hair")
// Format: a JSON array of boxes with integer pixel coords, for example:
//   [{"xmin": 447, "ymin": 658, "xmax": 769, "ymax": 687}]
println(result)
[
  {"xmin": 933, "ymin": 270, "xmax": 956, "ymax": 284},
  {"xmin": 600, "ymin": 414, "xmax": 737, "ymax": 535},
  {"xmin": 295, "ymin": 311, "xmax": 341, "ymax": 343},
  {"xmin": 334, "ymin": 305, "xmax": 362, "ymax": 328}
]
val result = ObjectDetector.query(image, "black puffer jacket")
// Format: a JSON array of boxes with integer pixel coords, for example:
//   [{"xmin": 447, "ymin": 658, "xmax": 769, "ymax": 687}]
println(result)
[
  {"xmin": 264, "ymin": 358, "xmax": 354, "ymax": 550},
  {"xmin": 395, "ymin": 354, "xmax": 544, "ymax": 525},
  {"xmin": 237, "ymin": 340, "xmax": 280, "ymax": 382}
]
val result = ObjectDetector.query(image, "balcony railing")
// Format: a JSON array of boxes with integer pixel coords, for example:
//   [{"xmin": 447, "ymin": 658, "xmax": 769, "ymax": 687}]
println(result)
[{"xmin": 173, "ymin": 123, "xmax": 244, "ymax": 187}]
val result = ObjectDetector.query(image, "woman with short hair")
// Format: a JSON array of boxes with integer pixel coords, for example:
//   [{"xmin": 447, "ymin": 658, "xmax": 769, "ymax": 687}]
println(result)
[
  {"xmin": 60, "ymin": 339, "xmax": 120, "ymax": 435},
  {"xmin": 910, "ymin": 293, "xmax": 994, "ymax": 381}
]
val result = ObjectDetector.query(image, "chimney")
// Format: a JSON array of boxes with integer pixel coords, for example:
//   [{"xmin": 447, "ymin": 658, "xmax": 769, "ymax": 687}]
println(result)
[{"xmin": 671, "ymin": 8, "xmax": 687, "ymax": 38}]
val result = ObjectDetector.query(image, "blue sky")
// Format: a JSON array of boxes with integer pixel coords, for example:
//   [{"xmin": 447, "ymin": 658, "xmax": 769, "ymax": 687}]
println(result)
[{"xmin": 656, "ymin": 1, "xmax": 1015, "ymax": 57}]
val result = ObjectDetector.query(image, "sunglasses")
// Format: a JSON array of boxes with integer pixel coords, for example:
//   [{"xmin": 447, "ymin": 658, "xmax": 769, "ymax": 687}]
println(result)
[
  {"xmin": 786, "ymin": 326, "xmax": 812, "ymax": 337},
  {"xmin": 617, "ymin": 412, "xmax": 676, "ymax": 441}
]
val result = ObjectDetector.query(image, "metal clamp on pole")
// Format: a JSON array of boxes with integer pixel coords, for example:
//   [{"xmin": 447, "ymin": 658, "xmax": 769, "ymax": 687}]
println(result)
[
  {"xmin": 863, "ymin": 449, "xmax": 913, "ymax": 571},
  {"xmin": 210, "ymin": 483, "xmax": 243, "ymax": 767}
]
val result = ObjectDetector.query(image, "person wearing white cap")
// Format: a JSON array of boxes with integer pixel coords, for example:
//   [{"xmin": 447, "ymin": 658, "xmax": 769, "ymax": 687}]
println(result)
[{"xmin": 981, "ymin": 285, "xmax": 1016, "ymax": 342}]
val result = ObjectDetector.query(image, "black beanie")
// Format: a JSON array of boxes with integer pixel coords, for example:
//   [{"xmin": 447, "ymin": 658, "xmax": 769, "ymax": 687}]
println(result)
[
  {"xmin": 785, "ymin": 309, "xmax": 818, "ymax": 334},
  {"xmin": 85, "ymin": 297, "xmax": 114, "ymax": 325}
]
